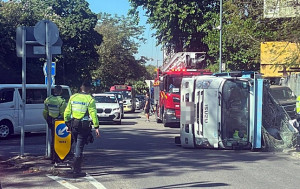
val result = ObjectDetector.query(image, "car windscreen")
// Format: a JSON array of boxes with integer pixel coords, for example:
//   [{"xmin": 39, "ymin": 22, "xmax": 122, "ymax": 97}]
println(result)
[
  {"xmin": 110, "ymin": 93, "xmax": 123, "ymax": 101},
  {"xmin": 270, "ymin": 87, "xmax": 295, "ymax": 100},
  {"xmin": 94, "ymin": 96, "xmax": 117, "ymax": 103},
  {"xmin": 120, "ymin": 91, "xmax": 132, "ymax": 99}
]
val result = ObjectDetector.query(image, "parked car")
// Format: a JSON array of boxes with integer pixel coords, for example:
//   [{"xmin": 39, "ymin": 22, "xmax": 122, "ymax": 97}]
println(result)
[
  {"xmin": 269, "ymin": 85, "xmax": 297, "ymax": 119},
  {"xmin": 136, "ymin": 95, "xmax": 145, "ymax": 109},
  {"xmin": 105, "ymin": 92, "xmax": 125, "ymax": 118},
  {"xmin": 0, "ymin": 84, "xmax": 71, "ymax": 139},
  {"xmin": 93, "ymin": 93, "xmax": 121, "ymax": 125},
  {"xmin": 136, "ymin": 98, "xmax": 141, "ymax": 110}
]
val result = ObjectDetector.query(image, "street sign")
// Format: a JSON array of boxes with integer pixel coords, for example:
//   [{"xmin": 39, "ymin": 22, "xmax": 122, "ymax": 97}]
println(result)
[
  {"xmin": 34, "ymin": 20, "xmax": 59, "ymax": 46},
  {"xmin": 54, "ymin": 120, "xmax": 71, "ymax": 160},
  {"xmin": 43, "ymin": 62, "xmax": 56, "ymax": 76},
  {"xmin": 16, "ymin": 27, "xmax": 62, "ymax": 58},
  {"xmin": 45, "ymin": 76, "xmax": 55, "ymax": 85}
]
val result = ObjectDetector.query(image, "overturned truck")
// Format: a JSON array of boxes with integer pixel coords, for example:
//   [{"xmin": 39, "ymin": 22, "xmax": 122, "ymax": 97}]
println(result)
[{"xmin": 175, "ymin": 71, "xmax": 299, "ymax": 151}]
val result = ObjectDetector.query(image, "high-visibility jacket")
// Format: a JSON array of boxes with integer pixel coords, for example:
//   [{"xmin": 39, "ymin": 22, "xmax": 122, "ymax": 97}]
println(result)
[
  {"xmin": 296, "ymin": 96, "xmax": 300, "ymax": 114},
  {"xmin": 64, "ymin": 92, "xmax": 99, "ymax": 128},
  {"xmin": 43, "ymin": 95, "xmax": 66, "ymax": 119}
]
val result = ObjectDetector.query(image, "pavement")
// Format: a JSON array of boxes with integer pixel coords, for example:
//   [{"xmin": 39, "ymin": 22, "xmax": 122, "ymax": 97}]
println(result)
[{"xmin": 0, "ymin": 155, "xmax": 72, "ymax": 177}]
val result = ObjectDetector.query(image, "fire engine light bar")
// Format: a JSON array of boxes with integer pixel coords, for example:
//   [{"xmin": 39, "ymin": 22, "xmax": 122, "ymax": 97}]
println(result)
[{"xmin": 170, "ymin": 68, "xmax": 187, "ymax": 72}]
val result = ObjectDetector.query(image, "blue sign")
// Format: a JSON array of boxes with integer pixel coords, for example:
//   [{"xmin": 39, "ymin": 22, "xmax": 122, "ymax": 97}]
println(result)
[
  {"xmin": 43, "ymin": 62, "xmax": 56, "ymax": 76},
  {"xmin": 45, "ymin": 76, "xmax": 55, "ymax": 85},
  {"xmin": 55, "ymin": 123, "xmax": 69, "ymax": 138}
]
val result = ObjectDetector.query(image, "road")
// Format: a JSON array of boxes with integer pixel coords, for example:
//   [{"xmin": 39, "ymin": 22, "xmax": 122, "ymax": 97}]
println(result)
[{"xmin": 1, "ymin": 110, "xmax": 300, "ymax": 189}]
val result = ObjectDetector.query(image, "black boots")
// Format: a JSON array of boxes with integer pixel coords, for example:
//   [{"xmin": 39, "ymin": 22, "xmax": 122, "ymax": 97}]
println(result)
[{"xmin": 71, "ymin": 157, "xmax": 86, "ymax": 177}]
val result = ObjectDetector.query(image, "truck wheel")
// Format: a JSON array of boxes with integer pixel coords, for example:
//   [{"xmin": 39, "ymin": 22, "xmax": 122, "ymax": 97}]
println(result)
[{"xmin": 0, "ymin": 120, "xmax": 13, "ymax": 139}]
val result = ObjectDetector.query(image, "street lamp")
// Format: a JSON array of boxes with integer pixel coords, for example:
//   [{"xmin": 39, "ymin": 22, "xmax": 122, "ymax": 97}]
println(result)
[
  {"xmin": 219, "ymin": 0, "xmax": 223, "ymax": 73},
  {"xmin": 157, "ymin": 60, "xmax": 161, "ymax": 68}
]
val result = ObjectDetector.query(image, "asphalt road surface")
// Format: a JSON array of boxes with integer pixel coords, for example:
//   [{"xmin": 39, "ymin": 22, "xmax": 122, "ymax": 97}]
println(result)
[{"xmin": 1, "ymin": 110, "xmax": 300, "ymax": 189}]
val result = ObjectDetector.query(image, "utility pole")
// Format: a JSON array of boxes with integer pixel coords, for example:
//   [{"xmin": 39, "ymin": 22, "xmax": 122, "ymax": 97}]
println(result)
[{"xmin": 219, "ymin": 0, "xmax": 223, "ymax": 73}]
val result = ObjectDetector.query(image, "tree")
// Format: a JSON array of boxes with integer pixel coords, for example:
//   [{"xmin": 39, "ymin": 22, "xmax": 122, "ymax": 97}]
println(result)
[
  {"xmin": 0, "ymin": 0, "xmax": 102, "ymax": 88},
  {"xmin": 203, "ymin": 0, "xmax": 300, "ymax": 72},
  {"xmin": 129, "ymin": 0, "xmax": 218, "ymax": 55},
  {"xmin": 93, "ymin": 13, "xmax": 148, "ymax": 91},
  {"xmin": 129, "ymin": 0, "xmax": 300, "ymax": 72}
]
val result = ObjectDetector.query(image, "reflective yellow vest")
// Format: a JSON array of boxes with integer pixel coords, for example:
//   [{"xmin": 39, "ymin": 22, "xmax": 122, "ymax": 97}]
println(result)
[
  {"xmin": 43, "ymin": 95, "xmax": 66, "ymax": 119},
  {"xmin": 296, "ymin": 96, "xmax": 300, "ymax": 114},
  {"xmin": 64, "ymin": 93, "xmax": 99, "ymax": 128}
]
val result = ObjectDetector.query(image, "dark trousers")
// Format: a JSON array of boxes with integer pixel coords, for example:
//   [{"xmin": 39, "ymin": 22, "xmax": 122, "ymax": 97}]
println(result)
[{"xmin": 71, "ymin": 128, "xmax": 89, "ymax": 158}]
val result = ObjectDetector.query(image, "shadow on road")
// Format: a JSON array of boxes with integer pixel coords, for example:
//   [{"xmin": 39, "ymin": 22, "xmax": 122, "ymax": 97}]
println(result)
[
  {"xmin": 83, "ymin": 126, "xmax": 281, "ymax": 180},
  {"xmin": 144, "ymin": 181, "xmax": 229, "ymax": 188}
]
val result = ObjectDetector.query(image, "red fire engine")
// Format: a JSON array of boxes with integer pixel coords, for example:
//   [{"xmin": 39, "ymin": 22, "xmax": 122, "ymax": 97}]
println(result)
[{"xmin": 153, "ymin": 52, "xmax": 212, "ymax": 127}]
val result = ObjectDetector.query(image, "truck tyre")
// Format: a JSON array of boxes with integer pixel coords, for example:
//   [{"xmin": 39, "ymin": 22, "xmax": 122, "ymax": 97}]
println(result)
[{"xmin": 0, "ymin": 120, "xmax": 13, "ymax": 139}]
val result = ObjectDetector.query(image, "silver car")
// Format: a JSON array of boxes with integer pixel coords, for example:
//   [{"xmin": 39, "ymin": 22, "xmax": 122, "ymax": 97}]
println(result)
[{"xmin": 93, "ymin": 93, "xmax": 122, "ymax": 125}]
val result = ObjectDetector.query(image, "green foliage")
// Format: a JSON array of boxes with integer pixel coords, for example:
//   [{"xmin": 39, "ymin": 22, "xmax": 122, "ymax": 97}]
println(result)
[
  {"xmin": 129, "ymin": 0, "xmax": 217, "ymax": 54},
  {"xmin": 129, "ymin": 0, "xmax": 300, "ymax": 71},
  {"xmin": 133, "ymin": 80, "xmax": 148, "ymax": 94},
  {"xmin": 204, "ymin": 0, "xmax": 299, "ymax": 71},
  {"xmin": 93, "ymin": 13, "xmax": 149, "ymax": 92},
  {"xmin": 0, "ymin": 0, "xmax": 102, "ymax": 88}
]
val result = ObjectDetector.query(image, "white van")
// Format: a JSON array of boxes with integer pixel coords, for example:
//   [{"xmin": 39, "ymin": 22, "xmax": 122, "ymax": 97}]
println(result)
[{"xmin": 0, "ymin": 84, "xmax": 72, "ymax": 139}]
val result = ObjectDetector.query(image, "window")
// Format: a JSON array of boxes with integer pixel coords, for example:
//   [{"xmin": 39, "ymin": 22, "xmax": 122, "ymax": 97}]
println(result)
[
  {"xmin": 18, "ymin": 89, "xmax": 47, "ymax": 104},
  {"xmin": 0, "ymin": 89, "xmax": 14, "ymax": 103}
]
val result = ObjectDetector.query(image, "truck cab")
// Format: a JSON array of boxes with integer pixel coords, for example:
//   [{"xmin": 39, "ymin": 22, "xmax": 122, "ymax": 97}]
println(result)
[{"xmin": 178, "ymin": 72, "xmax": 263, "ymax": 150}]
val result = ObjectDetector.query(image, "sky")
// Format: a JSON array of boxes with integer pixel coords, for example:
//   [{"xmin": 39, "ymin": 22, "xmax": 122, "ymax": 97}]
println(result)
[{"xmin": 86, "ymin": 0, "xmax": 163, "ymax": 66}]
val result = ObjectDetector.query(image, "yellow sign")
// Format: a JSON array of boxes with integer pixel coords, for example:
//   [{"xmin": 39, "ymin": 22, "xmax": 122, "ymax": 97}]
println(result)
[
  {"xmin": 54, "ymin": 120, "xmax": 71, "ymax": 160},
  {"xmin": 261, "ymin": 42, "xmax": 300, "ymax": 77}
]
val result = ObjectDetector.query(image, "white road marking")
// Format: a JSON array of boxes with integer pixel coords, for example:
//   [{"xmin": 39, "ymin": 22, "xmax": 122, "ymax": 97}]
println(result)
[
  {"xmin": 46, "ymin": 174, "xmax": 80, "ymax": 189},
  {"xmin": 46, "ymin": 174, "xmax": 107, "ymax": 189},
  {"xmin": 85, "ymin": 174, "xmax": 107, "ymax": 189}
]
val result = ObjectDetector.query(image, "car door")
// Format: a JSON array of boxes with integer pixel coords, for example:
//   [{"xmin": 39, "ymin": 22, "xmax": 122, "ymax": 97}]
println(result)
[
  {"xmin": 18, "ymin": 88, "xmax": 47, "ymax": 132},
  {"xmin": 0, "ymin": 88, "xmax": 18, "ymax": 130}
]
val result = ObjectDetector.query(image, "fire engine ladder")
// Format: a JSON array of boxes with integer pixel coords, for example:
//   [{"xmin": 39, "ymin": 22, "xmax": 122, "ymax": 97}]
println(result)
[{"xmin": 161, "ymin": 52, "xmax": 206, "ymax": 73}]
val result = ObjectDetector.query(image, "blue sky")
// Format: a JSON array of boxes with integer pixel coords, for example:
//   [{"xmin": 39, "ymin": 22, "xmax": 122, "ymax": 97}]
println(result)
[{"xmin": 86, "ymin": 0, "xmax": 163, "ymax": 66}]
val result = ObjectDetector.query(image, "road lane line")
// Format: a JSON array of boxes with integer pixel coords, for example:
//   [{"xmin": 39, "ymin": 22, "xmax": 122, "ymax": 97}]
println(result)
[
  {"xmin": 46, "ymin": 174, "xmax": 80, "ymax": 189},
  {"xmin": 85, "ymin": 174, "xmax": 107, "ymax": 189}
]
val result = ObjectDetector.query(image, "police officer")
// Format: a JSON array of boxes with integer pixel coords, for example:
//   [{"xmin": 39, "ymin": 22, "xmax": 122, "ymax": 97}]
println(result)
[
  {"xmin": 64, "ymin": 81, "xmax": 100, "ymax": 177},
  {"xmin": 43, "ymin": 85, "xmax": 66, "ymax": 164}
]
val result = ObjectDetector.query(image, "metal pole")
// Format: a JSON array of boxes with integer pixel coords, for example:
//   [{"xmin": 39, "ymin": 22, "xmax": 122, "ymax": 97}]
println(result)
[
  {"xmin": 219, "ymin": 0, "xmax": 223, "ymax": 73},
  {"xmin": 21, "ymin": 26, "xmax": 26, "ymax": 156},
  {"xmin": 46, "ymin": 21, "xmax": 52, "ymax": 157}
]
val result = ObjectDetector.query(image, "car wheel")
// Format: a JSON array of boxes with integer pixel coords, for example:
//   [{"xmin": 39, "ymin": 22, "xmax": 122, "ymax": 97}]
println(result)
[{"xmin": 0, "ymin": 120, "xmax": 13, "ymax": 139}]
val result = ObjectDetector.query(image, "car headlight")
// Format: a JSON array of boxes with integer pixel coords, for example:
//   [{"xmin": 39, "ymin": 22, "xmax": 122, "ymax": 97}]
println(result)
[{"xmin": 166, "ymin": 109, "xmax": 175, "ymax": 115}]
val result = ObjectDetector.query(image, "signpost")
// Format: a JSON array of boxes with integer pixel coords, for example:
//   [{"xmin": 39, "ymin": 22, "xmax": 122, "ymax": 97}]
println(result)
[
  {"xmin": 44, "ymin": 62, "xmax": 56, "ymax": 85},
  {"xmin": 54, "ymin": 120, "xmax": 71, "ymax": 160},
  {"xmin": 16, "ymin": 20, "xmax": 62, "ymax": 157}
]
